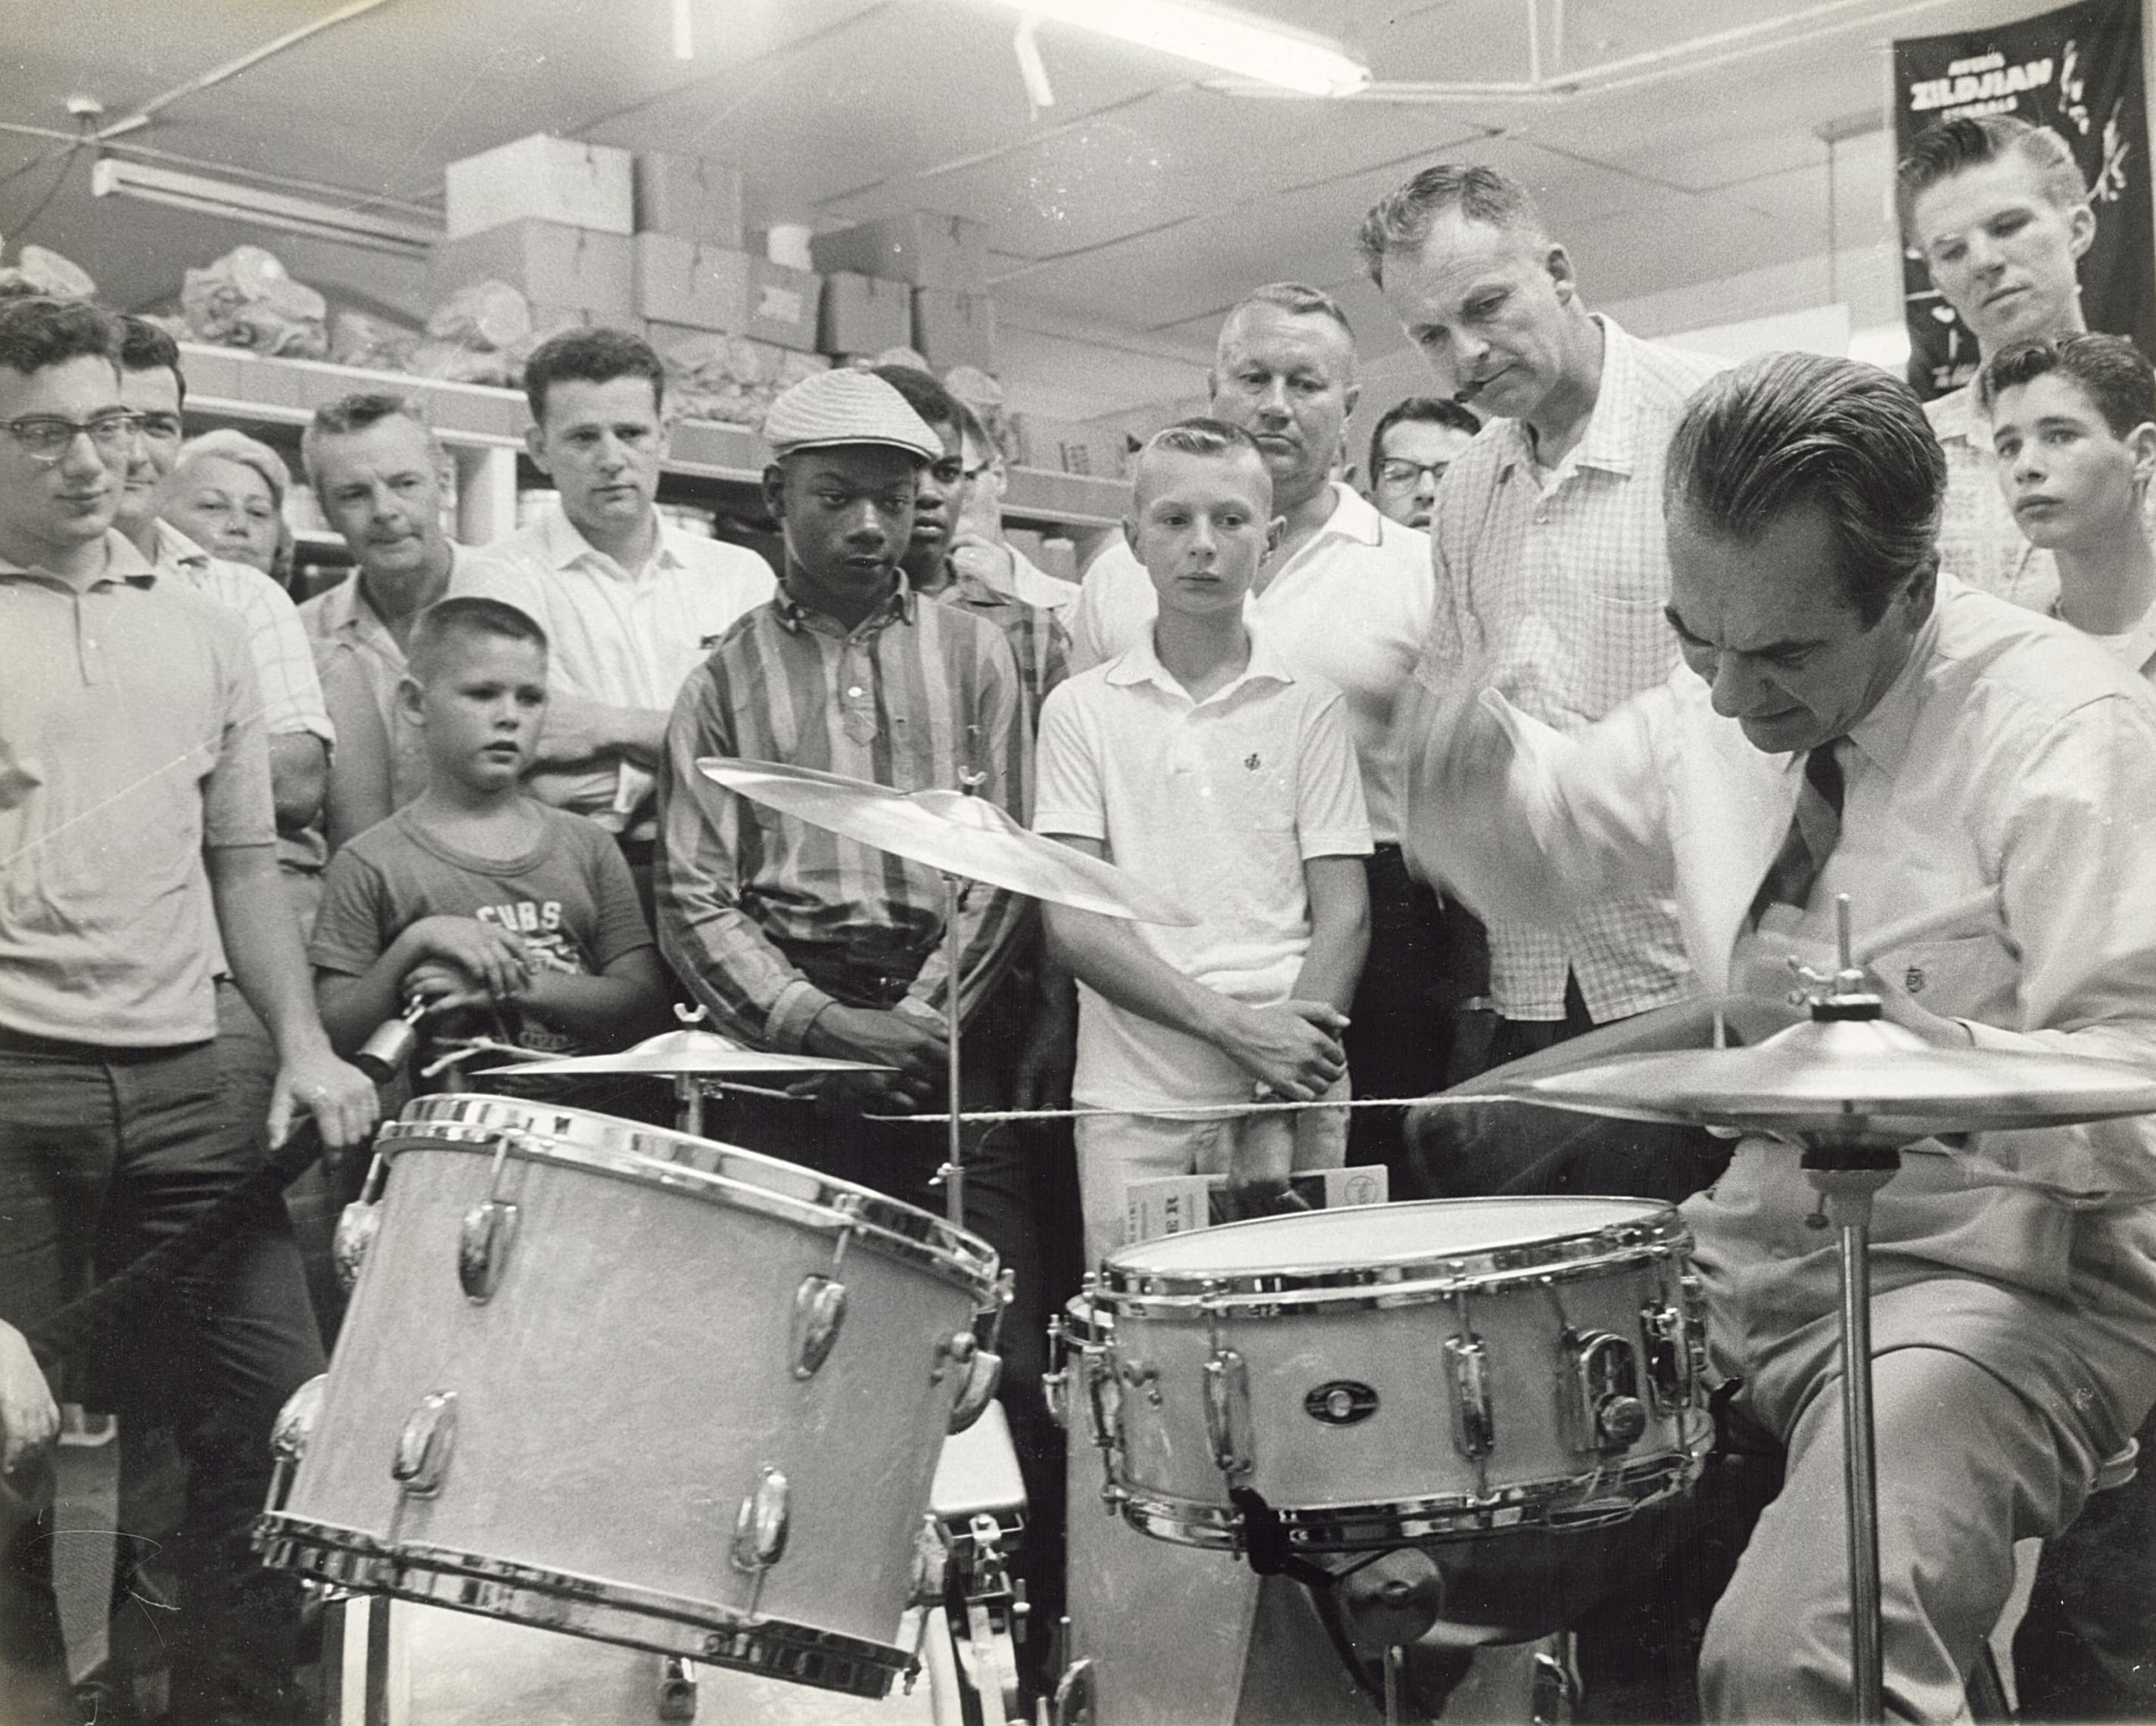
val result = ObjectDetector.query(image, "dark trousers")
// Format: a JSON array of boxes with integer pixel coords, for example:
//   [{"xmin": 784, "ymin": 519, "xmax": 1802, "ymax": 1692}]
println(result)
[
  {"xmin": 709, "ymin": 960, "xmax": 1066, "ymax": 1695},
  {"xmin": 0, "ymin": 1034, "xmax": 326, "ymax": 1725},
  {"xmin": 2014, "ymin": 1397, "xmax": 2156, "ymax": 1718},
  {"xmin": 1341, "ymin": 847, "xmax": 1488, "ymax": 1199}
]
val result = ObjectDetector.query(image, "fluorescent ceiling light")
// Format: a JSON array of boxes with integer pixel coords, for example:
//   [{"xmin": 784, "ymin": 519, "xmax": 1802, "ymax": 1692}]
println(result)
[
  {"xmin": 91, "ymin": 156, "xmax": 440, "ymax": 260},
  {"xmin": 972, "ymin": 0, "xmax": 1370, "ymax": 97}
]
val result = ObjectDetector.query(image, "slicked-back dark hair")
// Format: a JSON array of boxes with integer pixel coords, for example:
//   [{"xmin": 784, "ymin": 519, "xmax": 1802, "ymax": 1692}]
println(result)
[
  {"xmin": 0, "ymin": 296, "xmax": 123, "ymax": 379},
  {"xmin": 1368, "ymin": 394, "xmax": 1480, "ymax": 477},
  {"xmin": 1356, "ymin": 164, "xmax": 1547, "ymax": 288},
  {"xmin": 1896, "ymin": 114, "xmax": 2089, "ymax": 234},
  {"xmin": 1978, "ymin": 333, "xmax": 2156, "ymax": 439},
  {"xmin": 523, "ymin": 325, "xmax": 665, "ymax": 423},
  {"xmin": 870, "ymin": 364, "xmax": 960, "ymax": 437},
  {"xmin": 119, "ymin": 316, "xmax": 185, "ymax": 406},
  {"xmin": 406, "ymin": 595, "xmax": 549, "ymax": 684},
  {"xmin": 1665, "ymin": 353, "xmax": 1945, "ymax": 628}
]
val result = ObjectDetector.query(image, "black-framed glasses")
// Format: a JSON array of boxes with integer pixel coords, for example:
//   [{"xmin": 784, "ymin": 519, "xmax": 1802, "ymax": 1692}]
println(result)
[
  {"xmin": 1, "ymin": 412, "xmax": 145, "ymax": 463},
  {"xmin": 1374, "ymin": 457, "xmax": 1449, "ymax": 490}
]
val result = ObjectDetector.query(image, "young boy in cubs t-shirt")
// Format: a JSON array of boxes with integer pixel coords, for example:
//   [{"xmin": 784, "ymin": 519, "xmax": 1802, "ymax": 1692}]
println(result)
[{"xmin": 310, "ymin": 597, "xmax": 670, "ymax": 1074}]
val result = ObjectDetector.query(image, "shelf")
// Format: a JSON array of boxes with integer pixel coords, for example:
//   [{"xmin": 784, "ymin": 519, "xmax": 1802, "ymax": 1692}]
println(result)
[{"xmin": 176, "ymin": 342, "xmax": 1128, "ymax": 530}]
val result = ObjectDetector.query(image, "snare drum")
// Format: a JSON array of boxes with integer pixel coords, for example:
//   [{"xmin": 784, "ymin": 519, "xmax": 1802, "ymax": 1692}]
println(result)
[
  {"xmin": 1093, "ymin": 1197, "xmax": 1711, "ymax": 1557},
  {"xmin": 257, "ymin": 1095, "xmax": 1002, "ymax": 1700}
]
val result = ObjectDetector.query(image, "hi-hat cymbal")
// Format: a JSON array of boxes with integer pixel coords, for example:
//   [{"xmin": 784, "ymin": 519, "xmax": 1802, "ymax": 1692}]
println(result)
[
  {"xmin": 479, "ymin": 1029, "xmax": 890, "ymax": 1078},
  {"xmin": 1515, "ymin": 1014, "xmax": 2156, "ymax": 1144},
  {"xmin": 696, "ymin": 757, "xmax": 1197, "ymax": 925}
]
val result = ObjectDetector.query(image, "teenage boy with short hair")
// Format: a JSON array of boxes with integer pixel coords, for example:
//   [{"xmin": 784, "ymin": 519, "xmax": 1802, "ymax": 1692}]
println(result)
[
  {"xmin": 1035, "ymin": 419, "xmax": 1372, "ymax": 1263},
  {"xmin": 1983, "ymin": 334, "xmax": 2156, "ymax": 679},
  {"xmin": 310, "ymin": 597, "xmax": 670, "ymax": 1069}
]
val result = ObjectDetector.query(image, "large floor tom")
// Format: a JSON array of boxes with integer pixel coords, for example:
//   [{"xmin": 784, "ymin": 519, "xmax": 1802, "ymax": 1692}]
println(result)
[{"xmin": 258, "ymin": 1095, "xmax": 1001, "ymax": 1699}]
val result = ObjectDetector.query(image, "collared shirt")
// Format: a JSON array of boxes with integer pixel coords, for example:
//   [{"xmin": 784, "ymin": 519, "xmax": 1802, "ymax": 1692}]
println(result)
[
  {"xmin": 299, "ymin": 547, "xmax": 455, "ymax": 815},
  {"xmin": 1414, "ymin": 316, "xmax": 1716, "ymax": 1021},
  {"xmin": 1422, "ymin": 574, "xmax": 2156, "ymax": 1332},
  {"xmin": 0, "ymin": 531, "xmax": 274, "ymax": 1046},
  {"xmin": 1001, "ymin": 546, "xmax": 1079, "ymax": 619},
  {"xmin": 455, "ymin": 505, "xmax": 776, "ymax": 831},
  {"xmin": 655, "ymin": 577, "xmax": 1029, "ymax": 1051},
  {"xmin": 1036, "ymin": 626, "xmax": 1371, "ymax": 1112},
  {"xmin": 1068, "ymin": 481, "xmax": 1433, "ymax": 843},
  {"xmin": 926, "ymin": 559, "xmax": 1069, "ymax": 732}
]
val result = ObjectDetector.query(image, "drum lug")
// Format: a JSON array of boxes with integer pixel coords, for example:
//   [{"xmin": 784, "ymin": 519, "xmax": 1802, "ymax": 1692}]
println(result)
[
  {"xmin": 390, "ymin": 1391, "xmax": 458, "ymax": 1498},
  {"xmin": 1202, "ymin": 1348, "xmax": 1252, "ymax": 1478},
  {"xmin": 456, "ymin": 1201, "xmax": 518, "ymax": 1303},
  {"xmin": 1443, "ymin": 1336, "xmax": 1496, "ymax": 1459},
  {"xmin": 1680, "ymin": 1270, "xmax": 1710, "ymax": 1382},
  {"xmin": 332, "ymin": 1152, "xmax": 389, "ymax": 1292},
  {"xmin": 949, "ymin": 1347, "xmax": 1004, "ymax": 1434},
  {"xmin": 1042, "ymin": 1314, "xmax": 1071, "ymax": 1429},
  {"xmin": 791, "ymin": 1274, "xmax": 848, "ymax": 1379},
  {"xmin": 265, "ymin": 1373, "xmax": 328, "ymax": 1512},
  {"xmin": 730, "ymin": 1464, "xmax": 792, "ymax": 1575},
  {"xmin": 1081, "ymin": 1349, "xmax": 1124, "ymax": 1484},
  {"xmin": 1562, "ymin": 1329, "xmax": 1648, "ymax": 1453},
  {"xmin": 1639, "ymin": 1300, "xmax": 1691, "ymax": 1415}
]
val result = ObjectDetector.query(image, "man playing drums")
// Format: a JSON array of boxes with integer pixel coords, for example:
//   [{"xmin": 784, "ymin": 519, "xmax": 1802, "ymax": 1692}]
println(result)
[{"xmin": 1406, "ymin": 351, "xmax": 2156, "ymax": 1718}]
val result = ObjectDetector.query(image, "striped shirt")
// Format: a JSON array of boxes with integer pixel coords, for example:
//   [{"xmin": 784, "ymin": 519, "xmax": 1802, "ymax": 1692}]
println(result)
[
  {"xmin": 655, "ymin": 577, "xmax": 1030, "ymax": 1050},
  {"xmin": 154, "ymin": 522, "xmax": 332, "ymax": 745},
  {"xmin": 929, "ymin": 560, "xmax": 1069, "ymax": 733},
  {"xmin": 1417, "ymin": 316, "xmax": 1715, "ymax": 1022}
]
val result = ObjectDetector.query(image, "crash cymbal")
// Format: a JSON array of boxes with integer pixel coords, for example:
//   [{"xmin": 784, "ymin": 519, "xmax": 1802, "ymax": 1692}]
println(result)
[
  {"xmin": 1515, "ymin": 1014, "xmax": 2156, "ymax": 1144},
  {"xmin": 479, "ymin": 1029, "xmax": 890, "ymax": 1078},
  {"xmin": 696, "ymin": 757, "xmax": 1197, "ymax": 925}
]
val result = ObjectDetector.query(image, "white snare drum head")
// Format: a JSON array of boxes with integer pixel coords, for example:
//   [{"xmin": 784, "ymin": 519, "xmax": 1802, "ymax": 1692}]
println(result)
[{"xmin": 1106, "ymin": 1196, "xmax": 1670, "ymax": 1279}]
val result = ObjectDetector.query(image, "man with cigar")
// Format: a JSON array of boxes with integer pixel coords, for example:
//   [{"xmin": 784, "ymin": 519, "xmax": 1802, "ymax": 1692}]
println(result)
[{"xmin": 1359, "ymin": 162, "xmax": 1717, "ymax": 1071}]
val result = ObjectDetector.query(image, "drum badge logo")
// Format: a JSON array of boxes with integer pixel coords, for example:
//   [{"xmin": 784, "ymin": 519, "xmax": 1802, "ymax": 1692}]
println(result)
[
  {"xmin": 1244, "ymin": 753, "xmax": 1262, "ymax": 770},
  {"xmin": 1904, "ymin": 966, "xmax": 1926, "ymax": 995},
  {"xmin": 1304, "ymin": 1381, "xmax": 1379, "ymax": 1426}
]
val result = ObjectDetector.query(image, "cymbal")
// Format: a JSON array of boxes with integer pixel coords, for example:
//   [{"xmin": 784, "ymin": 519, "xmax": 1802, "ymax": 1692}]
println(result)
[
  {"xmin": 1514, "ymin": 1015, "xmax": 2156, "ymax": 1144},
  {"xmin": 696, "ymin": 757, "xmax": 1198, "ymax": 925},
  {"xmin": 479, "ymin": 1029, "xmax": 890, "ymax": 1078}
]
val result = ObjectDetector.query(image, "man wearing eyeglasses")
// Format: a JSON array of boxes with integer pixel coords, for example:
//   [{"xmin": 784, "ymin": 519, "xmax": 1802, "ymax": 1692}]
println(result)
[
  {"xmin": 0, "ymin": 297, "xmax": 375, "ymax": 1724},
  {"xmin": 1365, "ymin": 395, "xmax": 1480, "ymax": 531}
]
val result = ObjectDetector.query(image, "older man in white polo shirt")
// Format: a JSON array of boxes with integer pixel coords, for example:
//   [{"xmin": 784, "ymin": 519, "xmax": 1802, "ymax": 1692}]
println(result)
[
  {"xmin": 1066, "ymin": 283, "xmax": 1450, "ymax": 1186},
  {"xmin": 455, "ymin": 327, "xmax": 774, "ymax": 891}
]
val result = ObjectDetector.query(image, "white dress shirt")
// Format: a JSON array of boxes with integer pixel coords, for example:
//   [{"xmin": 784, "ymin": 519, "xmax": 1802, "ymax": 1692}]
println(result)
[
  {"xmin": 1066, "ymin": 481, "xmax": 1431, "ymax": 843},
  {"xmin": 1415, "ymin": 575, "xmax": 2156, "ymax": 1326},
  {"xmin": 455, "ymin": 504, "xmax": 775, "ymax": 831},
  {"xmin": 1414, "ymin": 316, "xmax": 1719, "ymax": 1022}
]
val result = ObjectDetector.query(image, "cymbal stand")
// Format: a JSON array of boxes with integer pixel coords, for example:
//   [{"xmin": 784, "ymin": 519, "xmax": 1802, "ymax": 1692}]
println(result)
[{"xmin": 940, "ymin": 870, "xmax": 966, "ymax": 1226}]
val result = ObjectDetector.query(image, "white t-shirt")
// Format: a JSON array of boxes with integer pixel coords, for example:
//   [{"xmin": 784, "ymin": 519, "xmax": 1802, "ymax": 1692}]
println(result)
[
  {"xmin": 455, "ymin": 503, "xmax": 774, "ymax": 829},
  {"xmin": 1034, "ymin": 626, "xmax": 1372, "ymax": 1112},
  {"xmin": 1066, "ymin": 483, "xmax": 1430, "ymax": 842}
]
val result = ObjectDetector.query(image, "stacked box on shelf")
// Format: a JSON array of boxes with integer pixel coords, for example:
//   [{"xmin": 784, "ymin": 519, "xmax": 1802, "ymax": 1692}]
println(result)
[
  {"xmin": 1008, "ymin": 411, "xmax": 1128, "ymax": 480},
  {"xmin": 632, "ymin": 152, "xmax": 754, "ymax": 250},
  {"xmin": 810, "ymin": 212, "xmax": 989, "ymax": 291},
  {"xmin": 632, "ymin": 235, "xmax": 821, "ymax": 353},
  {"xmin": 430, "ymin": 220, "xmax": 636, "ymax": 327},
  {"xmin": 820, "ymin": 272, "xmax": 912, "ymax": 357},
  {"xmin": 911, "ymin": 288, "xmax": 997, "ymax": 373},
  {"xmin": 445, "ymin": 135, "xmax": 634, "ymax": 239}
]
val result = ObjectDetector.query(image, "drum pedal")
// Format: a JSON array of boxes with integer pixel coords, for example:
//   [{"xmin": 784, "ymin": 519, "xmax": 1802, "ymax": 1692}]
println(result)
[{"xmin": 655, "ymin": 1654, "xmax": 698, "ymax": 1720}]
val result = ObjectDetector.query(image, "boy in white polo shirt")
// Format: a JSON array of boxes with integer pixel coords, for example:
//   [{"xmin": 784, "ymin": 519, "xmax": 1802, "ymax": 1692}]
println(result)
[{"xmin": 1034, "ymin": 420, "xmax": 1372, "ymax": 1263}]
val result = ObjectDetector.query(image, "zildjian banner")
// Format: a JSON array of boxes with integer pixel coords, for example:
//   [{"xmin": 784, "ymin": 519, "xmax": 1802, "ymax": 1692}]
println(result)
[{"xmin": 1893, "ymin": 0, "xmax": 2151, "ymax": 400}]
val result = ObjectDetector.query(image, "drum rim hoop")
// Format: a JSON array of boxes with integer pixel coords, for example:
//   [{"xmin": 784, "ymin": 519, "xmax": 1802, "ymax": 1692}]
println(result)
[
  {"xmin": 1111, "ymin": 1431, "xmax": 1710, "ymax": 1553},
  {"xmin": 382, "ymin": 1095, "xmax": 999, "ymax": 1298},
  {"xmin": 1096, "ymin": 1202, "xmax": 1692, "ymax": 1313},
  {"xmin": 253, "ymin": 1513, "xmax": 911, "ymax": 1697}
]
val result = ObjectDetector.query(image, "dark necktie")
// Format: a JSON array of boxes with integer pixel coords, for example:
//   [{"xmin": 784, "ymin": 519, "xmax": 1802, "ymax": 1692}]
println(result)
[{"xmin": 1749, "ymin": 743, "xmax": 1845, "ymax": 928}]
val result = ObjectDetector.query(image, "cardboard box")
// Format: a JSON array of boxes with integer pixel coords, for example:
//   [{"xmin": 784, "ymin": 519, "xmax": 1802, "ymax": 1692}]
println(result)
[
  {"xmin": 1124, "ymin": 1165, "xmax": 1389, "ymax": 1247},
  {"xmin": 745, "ymin": 260, "xmax": 821, "ymax": 352},
  {"xmin": 431, "ymin": 221, "xmax": 636, "ymax": 322},
  {"xmin": 445, "ymin": 133, "xmax": 634, "ymax": 240},
  {"xmin": 910, "ymin": 288, "xmax": 997, "ymax": 372},
  {"xmin": 632, "ymin": 233, "xmax": 751, "ymax": 330},
  {"xmin": 632, "ymin": 152, "xmax": 752, "ymax": 248},
  {"xmin": 1009, "ymin": 411, "xmax": 1126, "ymax": 480},
  {"xmin": 819, "ymin": 272, "xmax": 911, "ymax": 357},
  {"xmin": 810, "ymin": 212, "xmax": 988, "ymax": 291}
]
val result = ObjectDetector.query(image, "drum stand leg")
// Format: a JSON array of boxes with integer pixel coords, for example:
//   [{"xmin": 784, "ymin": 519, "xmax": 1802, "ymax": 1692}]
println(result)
[
  {"xmin": 939, "ymin": 872, "xmax": 966, "ymax": 1228},
  {"xmin": 1803, "ymin": 1144, "xmax": 1899, "ymax": 1726}
]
